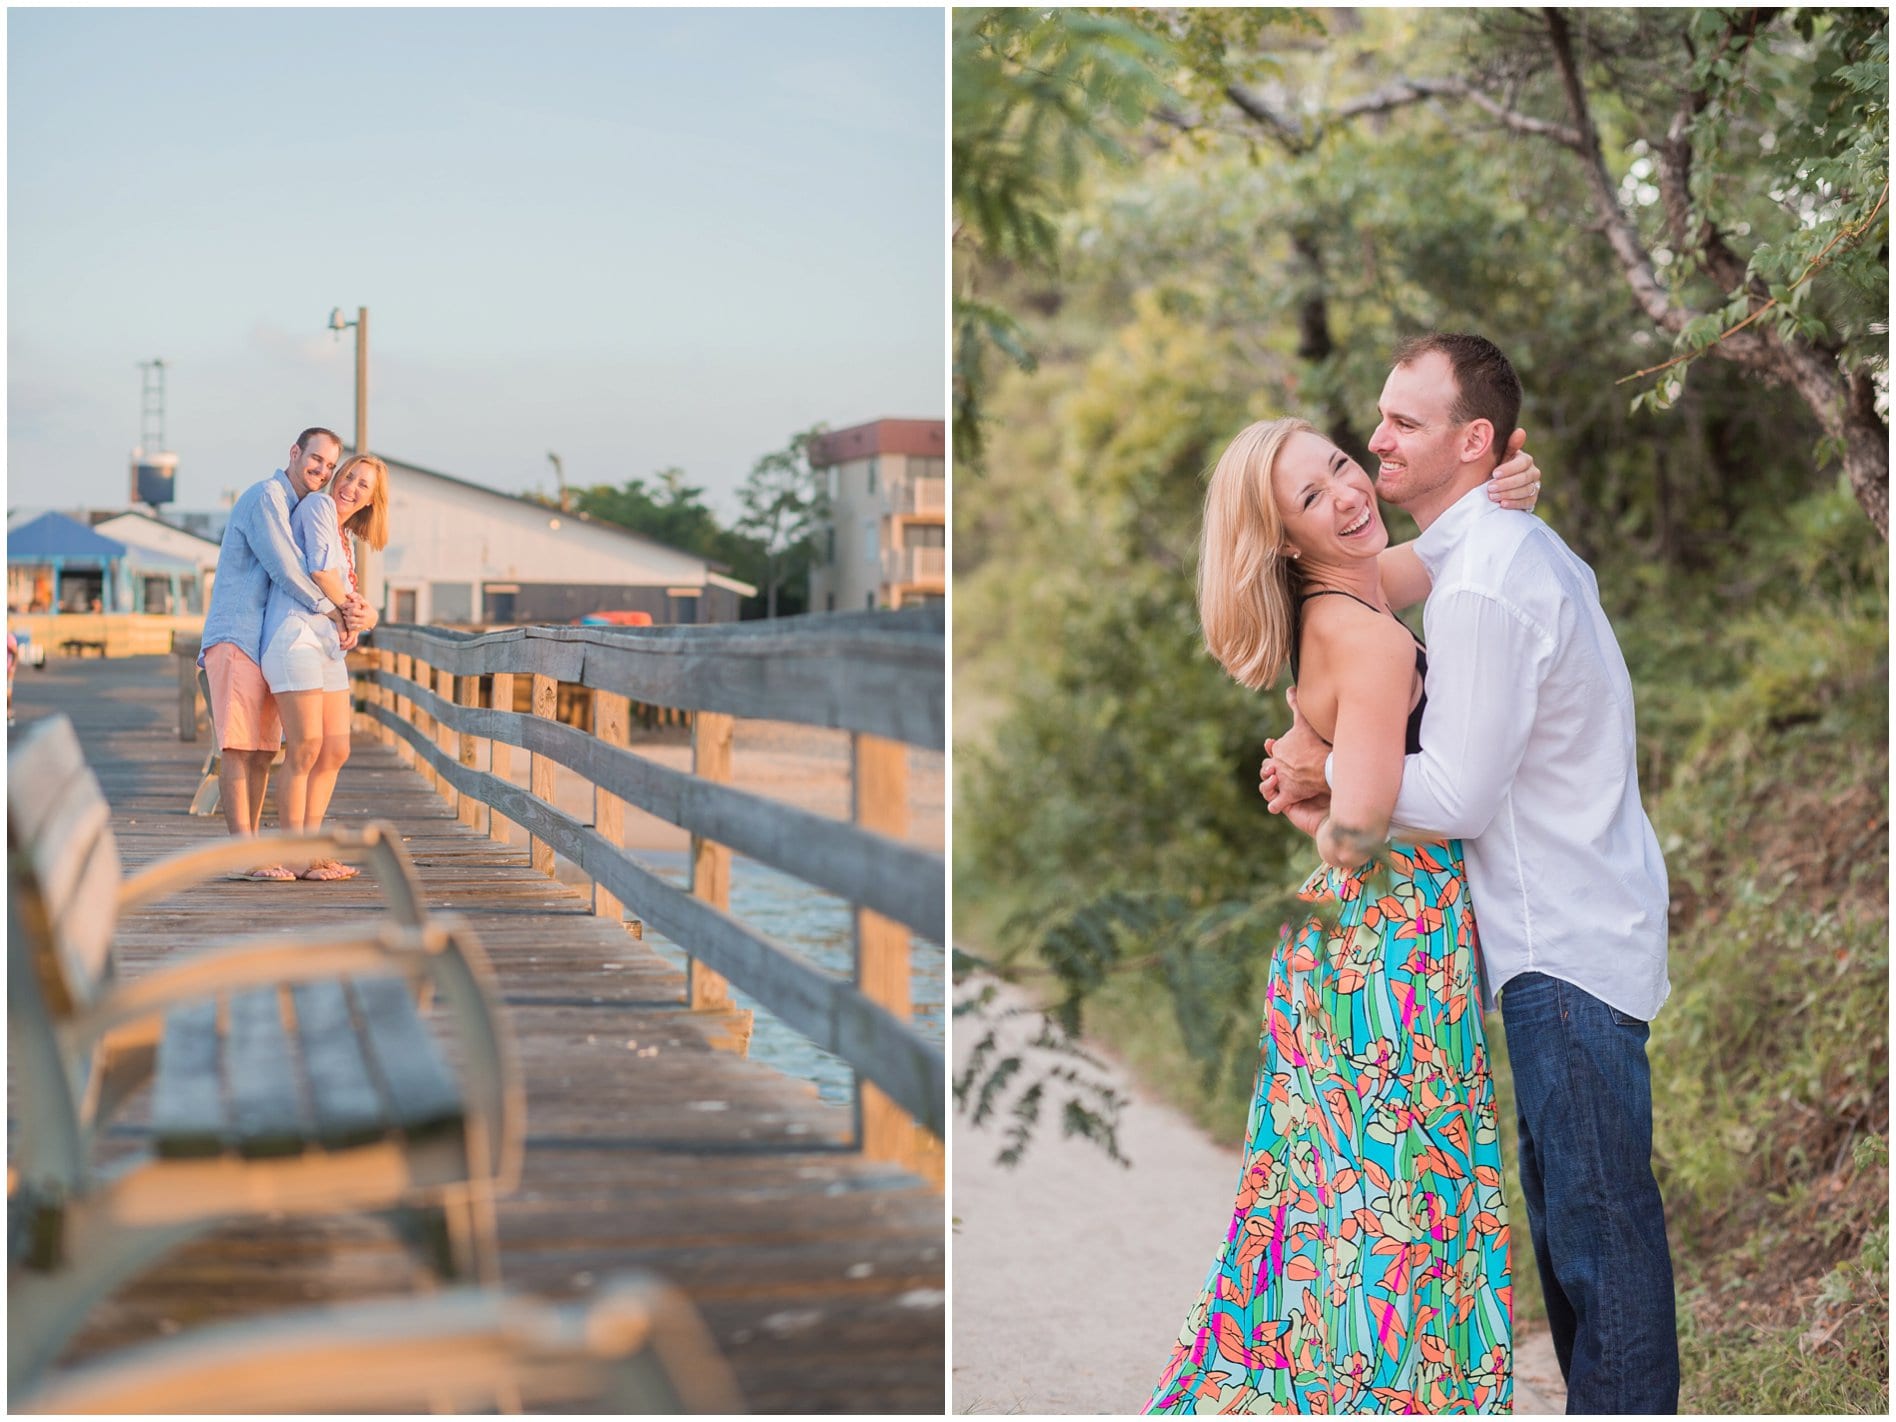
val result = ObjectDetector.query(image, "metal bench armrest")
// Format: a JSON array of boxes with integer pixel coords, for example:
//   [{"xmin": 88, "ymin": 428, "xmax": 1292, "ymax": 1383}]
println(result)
[
  {"xmin": 416, "ymin": 920, "xmax": 525, "ymax": 1192},
  {"xmin": 117, "ymin": 821, "xmax": 425, "ymax": 925}
]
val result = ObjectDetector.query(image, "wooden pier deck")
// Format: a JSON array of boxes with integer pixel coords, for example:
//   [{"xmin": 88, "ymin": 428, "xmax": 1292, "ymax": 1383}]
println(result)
[{"xmin": 12, "ymin": 655, "xmax": 944, "ymax": 1413}]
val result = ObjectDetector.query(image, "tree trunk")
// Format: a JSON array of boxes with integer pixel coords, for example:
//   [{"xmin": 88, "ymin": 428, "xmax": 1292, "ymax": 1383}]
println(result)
[
  {"xmin": 1842, "ymin": 424, "xmax": 1889, "ymax": 539},
  {"xmin": 1773, "ymin": 338, "xmax": 1890, "ymax": 538},
  {"xmin": 1289, "ymin": 227, "xmax": 1372, "ymax": 470},
  {"xmin": 1533, "ymin": 9, "xmax": 1889, "ymax": 538}
]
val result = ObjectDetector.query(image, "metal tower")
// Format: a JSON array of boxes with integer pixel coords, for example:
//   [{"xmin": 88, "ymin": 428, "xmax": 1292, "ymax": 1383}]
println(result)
[
  {"xmin": 131, "ymin": 359, "xmax": 178, "ymax": 508},
  {"xmin": 139, "ymin": 359, "xmax": 166, "ymax": 453}
]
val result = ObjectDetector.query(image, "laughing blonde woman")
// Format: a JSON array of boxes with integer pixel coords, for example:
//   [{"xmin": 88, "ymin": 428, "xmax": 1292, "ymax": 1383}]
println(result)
[{"xmin": 1145, "ymin": 420, "xmax": 1541, "ymax": 1415}]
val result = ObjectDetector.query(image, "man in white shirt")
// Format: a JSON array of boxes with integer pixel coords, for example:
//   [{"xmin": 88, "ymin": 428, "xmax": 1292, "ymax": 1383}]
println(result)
[{"xmin": 1262, "ymin": 334, "xmax": 1677, "ymax": 1413}]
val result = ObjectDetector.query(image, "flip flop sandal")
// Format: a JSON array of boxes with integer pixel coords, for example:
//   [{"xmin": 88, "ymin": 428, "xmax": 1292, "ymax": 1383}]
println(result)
[
  {"xmin": 230, "ymin": 864, "xmax": 297, "ymax": 882},
  {"xmin": 300, "ymin": 860, "xmax": 360, "ymax": 881}
]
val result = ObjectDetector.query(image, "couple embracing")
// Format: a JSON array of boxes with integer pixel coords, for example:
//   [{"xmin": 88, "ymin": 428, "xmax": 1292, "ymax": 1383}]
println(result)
[
  {"xmin": 198, "ymin": 426, "xmax": 391, "ymax": 880},
  {"xmin": 1147, "ymin": 335, "xmax": 1676, "ymax": 1415}
]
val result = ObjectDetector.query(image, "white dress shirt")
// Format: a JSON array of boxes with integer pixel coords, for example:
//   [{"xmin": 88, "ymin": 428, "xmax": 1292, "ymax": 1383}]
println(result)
[{"xmin": 1383, "ymin": 484, "xmax": 1670, "ymax": 1020}]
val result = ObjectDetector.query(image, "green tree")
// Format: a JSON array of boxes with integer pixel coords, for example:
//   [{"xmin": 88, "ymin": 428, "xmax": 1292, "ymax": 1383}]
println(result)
[
  {"xmin": 572, "ymin": 467, "xmax": 725, "ymax": 555},
  {"xmin": 734, "ymin": 426, "xmax": 827, "ymax": 619},
  {"xmin": 568, "ymin": 466, "xmax": 784, "ymax": 617},
  {"xmin": 952, "ymin": 7, "xmax": 1174, "ymax": 468},
  {"xmin": 1152, "ymin": 7, "xmax": 1890, "ymax": 534}
]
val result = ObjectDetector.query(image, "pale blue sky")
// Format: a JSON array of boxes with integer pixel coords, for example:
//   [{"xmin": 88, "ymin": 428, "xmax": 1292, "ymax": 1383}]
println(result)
[{"xmin": 9, "ymin": 6, "xmax": 944, "ymax": 519}]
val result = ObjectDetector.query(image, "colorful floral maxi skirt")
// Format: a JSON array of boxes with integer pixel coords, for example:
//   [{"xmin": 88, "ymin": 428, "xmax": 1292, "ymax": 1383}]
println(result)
[{"xmin": 1146, "ymin": 839, "xmax": 1512, "ymax": 1414}]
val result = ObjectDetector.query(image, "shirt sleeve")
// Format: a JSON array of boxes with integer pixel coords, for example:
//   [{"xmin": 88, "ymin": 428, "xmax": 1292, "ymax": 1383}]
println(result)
[
  {"xmin": 1389, "ymin": 584, "xmax": 1551, "ymax": 839},
  {"xmin": 250, "ymin": 487, "xmax": 333, "ymax": 615},
  {"xmin": 295, "ymin": 493, "xmax": 346, "ymax": 576}
]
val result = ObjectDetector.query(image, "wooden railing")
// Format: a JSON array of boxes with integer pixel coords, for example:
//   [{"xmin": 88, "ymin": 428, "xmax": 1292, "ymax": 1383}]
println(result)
[{"xmin": 352, "ymin": 610, "xmax": 944, "ymax": 1180}]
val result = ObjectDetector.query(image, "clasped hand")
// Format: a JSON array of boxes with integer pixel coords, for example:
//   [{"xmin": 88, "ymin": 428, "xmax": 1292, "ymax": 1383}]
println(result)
[
  {"xmin": 1259, "ymin": 686, "xmax": 1331, "ymax": 835},
  {"xmin": 331, "ymin": 594, "xmax": 376, "ymax": 652}
]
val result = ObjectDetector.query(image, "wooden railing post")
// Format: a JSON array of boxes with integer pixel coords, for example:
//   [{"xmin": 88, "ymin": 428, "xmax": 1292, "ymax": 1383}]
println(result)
[
  {"xmin": 489, "ymin": 672, "xmax": 515, "ymax": 844},
  {"xmin": 456, "ymin": 674, "xmax": 483, "ymax": 831},
  {"xmin": 393, "ymin": 652, "xmax": 417, "ymax": 769},
  {"xmin": 689, "ymin": 712, "xmax": 735, "ymax": 1012},
  {"xmin": 176, "ymin": 646, "xmax": 199, "ymax": 742},
  {"xmin": 528, "ymin": 673, "xmax": 557, "ymax": 876},
  {"xmin": 592, "ymin": 690, "xmax": 630, "ymax": 923},
  {"xmin": 415, "ymin": 655, "xmax": 442, "ymax": 791},
  {"xmin": 376, "ymin": 648, "xmax": 396, "ymax": 746},
  {"xmin": 434, "ymin": 665, "xmax": 460, "ymax": 817},
  {"xmin": 852, "ymin": 732, "xmax": 930, "ymax": 1177}
]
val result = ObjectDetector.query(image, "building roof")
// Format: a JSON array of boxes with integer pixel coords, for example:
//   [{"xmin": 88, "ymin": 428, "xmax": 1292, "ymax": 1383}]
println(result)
[
  {"xmin": 8, "ymin": 512, "xmax": 128, "ymax": 563},
  {"xmin": 364, "ymin": 449, "xmax": 749, "ymax": 583},
  {"xmin": 807, "ymin": 419, "xmax": 944, "ymax": 467},
  {"xmin": 93, "ymin": 509, "xmax": 223, "ymax": 556}
]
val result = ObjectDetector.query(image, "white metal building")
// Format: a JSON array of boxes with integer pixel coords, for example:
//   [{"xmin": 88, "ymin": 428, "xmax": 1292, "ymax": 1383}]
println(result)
[{"xmin": 373, "ymin": 454, "xmax": 755, "ymax": 626}]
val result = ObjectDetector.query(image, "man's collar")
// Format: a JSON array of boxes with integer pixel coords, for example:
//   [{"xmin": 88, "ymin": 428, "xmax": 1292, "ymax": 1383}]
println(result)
[
  {"xmin": 273, "ymin": 467, "xmax": 303, "ymax": 504},
  {"xmin": 1411, "ymin": 482, "xmax": 1494, "ymax": 575}
]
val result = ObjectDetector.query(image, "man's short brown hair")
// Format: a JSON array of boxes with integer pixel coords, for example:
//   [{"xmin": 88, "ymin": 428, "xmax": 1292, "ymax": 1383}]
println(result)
[
  {"xmin": 1393, "ymin": 333, "xmax": 1521, "ymax": 452},
  {"xmin": 294, "ymin": 426, "xmax": 342, "ymax": 454}
]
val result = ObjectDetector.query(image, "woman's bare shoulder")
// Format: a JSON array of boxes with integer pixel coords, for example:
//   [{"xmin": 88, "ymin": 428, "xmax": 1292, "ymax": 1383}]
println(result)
[{"xmin": 1298, "ymin": 594, "xmax": 1415, "ymax": 663}]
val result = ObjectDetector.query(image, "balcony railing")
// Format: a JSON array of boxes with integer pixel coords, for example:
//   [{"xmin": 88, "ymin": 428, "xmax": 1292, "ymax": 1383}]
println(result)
[
  {"xmin": 892, "ymin": 477, "xmax": 945, "ymax": 515},
  {"xmin": 882, "ymin": 545, "xmax": 946, "ymax": 584}
]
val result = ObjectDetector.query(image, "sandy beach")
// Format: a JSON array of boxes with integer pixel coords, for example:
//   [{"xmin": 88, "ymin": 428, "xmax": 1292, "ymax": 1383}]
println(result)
[{"xmin": 950, "ymin": 977, "xmax": 1563, "ymax": 1415}]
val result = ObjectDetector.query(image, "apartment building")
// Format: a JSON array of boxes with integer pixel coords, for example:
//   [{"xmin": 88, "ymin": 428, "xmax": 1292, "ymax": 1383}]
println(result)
[{"xmin": 807, "ymin": 418, "xmax": 945, "ymax": 612}]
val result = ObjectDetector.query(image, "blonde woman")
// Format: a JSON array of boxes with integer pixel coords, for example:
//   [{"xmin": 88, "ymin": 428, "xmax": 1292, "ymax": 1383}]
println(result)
[
  {"xmin": 1145, "ymin": 419, "xmax": 1538, "ymax": 1415},
  {"xmin": 260, "ymin": 453, "xmax": 388, "ymax": 880}
]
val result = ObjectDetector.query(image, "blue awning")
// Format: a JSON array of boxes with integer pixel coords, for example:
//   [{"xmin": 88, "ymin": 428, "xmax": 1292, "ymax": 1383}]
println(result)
[{"xmin": 8, "ymin": 512, "xmax": 128, "ymax": 562}]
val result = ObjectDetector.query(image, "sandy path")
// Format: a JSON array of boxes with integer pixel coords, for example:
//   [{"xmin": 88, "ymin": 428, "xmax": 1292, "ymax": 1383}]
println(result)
[{"xmin": 951, "ymin": 977, "xmax": 1563, "ymax": 1414}]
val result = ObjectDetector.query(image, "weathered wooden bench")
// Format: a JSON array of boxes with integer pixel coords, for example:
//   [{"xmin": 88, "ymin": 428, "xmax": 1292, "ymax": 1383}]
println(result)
[
  {"xmin": 14, "ymin": 1272, "xmax": 745, "ymax": 1414},
  {"xmin": 7, "ymin": 713, "xmax": 525, "ymax": 1394},
  {"xmin": 59, "ymin": 637, "xmax": 107, "ymax": 658}
]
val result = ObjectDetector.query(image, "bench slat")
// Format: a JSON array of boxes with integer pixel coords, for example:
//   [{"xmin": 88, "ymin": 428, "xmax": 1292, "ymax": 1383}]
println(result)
[
  {"xmin": 152, "ymin": 1000, "xmax": 227, "ymax": 1159},
  {"xmin": 225, "ymin": 989, "xmax": 311, "ymax": 1158},
  {"xmin": 290, "ymin": 981, "xmax": 390, "ymax": 1150},
  {"xmin": 350, "ymin": 978, "xmax": 463, "ymax": 1141}
]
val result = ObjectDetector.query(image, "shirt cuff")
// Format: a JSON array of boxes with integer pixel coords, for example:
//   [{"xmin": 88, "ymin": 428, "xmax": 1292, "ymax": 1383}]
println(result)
[
  {"xmin": 315, "ymin": 596, "xmax": 335, "ymax": 615},
  {"xmin": 1323, "ymin": 752, "xmax": 1335, "ymax": 790}
]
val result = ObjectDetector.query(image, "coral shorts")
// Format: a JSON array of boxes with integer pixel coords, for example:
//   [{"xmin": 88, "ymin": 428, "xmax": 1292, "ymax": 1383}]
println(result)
[{"xmin": 203, "ymin": 642, "xmax": 281, "ymax": 752}]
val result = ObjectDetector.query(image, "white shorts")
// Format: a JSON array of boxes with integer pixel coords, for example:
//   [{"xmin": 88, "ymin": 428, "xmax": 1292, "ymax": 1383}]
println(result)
[{"xmin": 261, "ymin": 616, "xmax": 349, "ymax": 694}]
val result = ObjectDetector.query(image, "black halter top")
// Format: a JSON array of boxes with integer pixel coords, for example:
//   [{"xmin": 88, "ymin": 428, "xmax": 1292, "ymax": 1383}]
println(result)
[{"xmin": 1288, "ymin": 588, "xmax": 1428, "ymax": 755}]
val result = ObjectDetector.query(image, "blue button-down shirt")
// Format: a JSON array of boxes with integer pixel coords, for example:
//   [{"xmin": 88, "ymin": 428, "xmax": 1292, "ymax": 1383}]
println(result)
[{"xmin": 200, "ymin": 469, "xmax": 334, "ymax": 666}]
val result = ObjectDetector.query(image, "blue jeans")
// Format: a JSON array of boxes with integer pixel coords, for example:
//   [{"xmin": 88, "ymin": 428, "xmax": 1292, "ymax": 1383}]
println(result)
[{"xmin": 1500, "ymin": 972, "xmax": 1679, "ymax": 1414}]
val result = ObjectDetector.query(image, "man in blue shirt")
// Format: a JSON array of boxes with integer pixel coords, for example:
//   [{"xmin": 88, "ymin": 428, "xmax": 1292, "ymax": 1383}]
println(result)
[{"xmin": 200, "ymin": 427, "xmax": 368, "ymax": 876}]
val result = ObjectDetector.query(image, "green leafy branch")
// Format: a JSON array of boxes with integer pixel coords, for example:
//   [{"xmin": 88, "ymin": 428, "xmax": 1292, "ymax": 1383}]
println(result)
[{"xmin": 1623, "ymin": 179, "xmax": 1889, "ymax": 406}]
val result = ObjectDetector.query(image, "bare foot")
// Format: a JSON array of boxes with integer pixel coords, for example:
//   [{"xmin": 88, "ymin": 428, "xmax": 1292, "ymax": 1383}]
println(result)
[
  {"xmin": 229, "ymin": 864, "xmax": 297, "ymax": 882},
  {"xmin": 300, "ymin": 859, "xmax": 359, "ymax": 881}
]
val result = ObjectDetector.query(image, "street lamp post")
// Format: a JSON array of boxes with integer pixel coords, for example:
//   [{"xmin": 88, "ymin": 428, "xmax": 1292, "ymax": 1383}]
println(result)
[{"xmin": 327, "ymin": 306, "xmax": 379, "ymax": 610}]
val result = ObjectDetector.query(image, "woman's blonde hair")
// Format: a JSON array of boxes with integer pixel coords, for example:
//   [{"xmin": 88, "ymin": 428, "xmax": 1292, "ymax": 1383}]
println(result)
[
  {"xmin": 1198, "ymin": 416, "xmax": 1312, "ymax": 691},
  {"xmin": 334, "ymin": 454, "xmax": 390, "ymax": 551}
]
